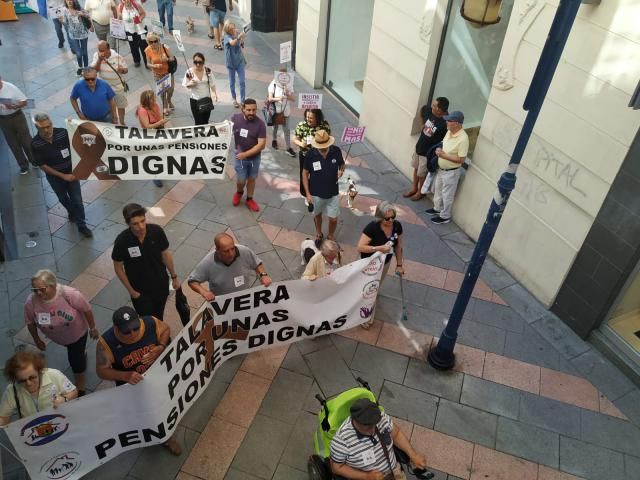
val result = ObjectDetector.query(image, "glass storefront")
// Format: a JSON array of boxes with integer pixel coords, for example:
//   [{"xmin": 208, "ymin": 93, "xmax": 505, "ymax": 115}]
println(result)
[
  {"xmin": 603, "ymin": 263, "xmax": 640, "ymax": 369},
  {"xmin": 430, "ymin": 0, "xmax": 514, "ymax": 152},
  {"xmin": 324, "ymin": 0, "xmax": 375, "ymax": 115}
]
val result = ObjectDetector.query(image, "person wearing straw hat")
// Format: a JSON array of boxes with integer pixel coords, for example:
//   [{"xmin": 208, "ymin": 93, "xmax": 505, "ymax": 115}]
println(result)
[{"xmin": 302, "ymin": 129, "xmax": 345, "ymax": 243}]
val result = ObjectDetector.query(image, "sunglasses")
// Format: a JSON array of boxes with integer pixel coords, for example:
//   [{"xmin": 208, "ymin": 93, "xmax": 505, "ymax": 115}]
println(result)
[
  {"xmin": 31, "ymin": 287, "xmax": 47, "ymax": 292},
  {"xmin": 193, "ymin": 60, "xmax": 203, "ymax": 65},
  {"xmin": 119, "ymin": 325, "xmax": 141, "ymax": 334},
  {"xmin": 84, "ymin": 78, "xmax": 97, "ymax": 82},
  {"xmin": 383, "ymin": 215, "xmax": 396, "ymax": 221},
  {"xmin": 148, "ymin": 40, "xmax": 158, "ymax": 44},
  {"xmin": 16, "ymin": 375, "xmax": 38, "ymax": 384}
]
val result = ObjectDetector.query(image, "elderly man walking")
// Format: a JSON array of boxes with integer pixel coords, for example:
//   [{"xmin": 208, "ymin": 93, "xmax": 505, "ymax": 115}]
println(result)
[
  {"xmin": 0, "ymin": 76, "xmax": 34, "ymax": 174},
  {"xmin": 70, "ymin": 67, "xmax": 117, "ymax": 123},
  {"xmin": 84, "ymin": 0, "xmax": 118, "ymax": 47},
  {"xmin": 92, "ymin": 41, "xmax": 129, "ymax": 125},
  {"xmin": 31, "ymin": 113, "xmax": 93, "ymax": 238},
  {"xmin": 302, "ymin": 129, "xmax": 345, "ymax": 242},
  {"xmin": 188, "ymin": 233, "xmax": 272, "ymax": 301},
  {"xmin": 426, "ymin": 111, "xmax": 469, "ymax": 225}
]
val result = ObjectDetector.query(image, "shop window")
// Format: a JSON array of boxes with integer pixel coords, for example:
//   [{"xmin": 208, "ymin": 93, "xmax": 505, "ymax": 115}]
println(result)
[{"xmin": 324, "ymin": 0, "xmax": 374, "ymax": 115}]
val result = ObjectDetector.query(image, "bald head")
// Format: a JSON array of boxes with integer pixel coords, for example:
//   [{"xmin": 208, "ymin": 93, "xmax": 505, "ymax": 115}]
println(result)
[
  {"xmin": 97, "ymin": 41, "xmax": 111, "ymax": 58},
  {"xmin": 214, "ymin": 233, "xmax": 237, "ymax": 265}
]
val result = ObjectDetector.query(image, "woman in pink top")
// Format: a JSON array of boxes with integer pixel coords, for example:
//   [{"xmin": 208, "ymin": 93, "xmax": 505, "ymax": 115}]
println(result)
[
  {"xmin": 136, "ymin": 89, "xmax": 168, "ymax": 187},
  {"xmin": 24, "ymin": 269, "xmax": 99, "ymax": 396}
]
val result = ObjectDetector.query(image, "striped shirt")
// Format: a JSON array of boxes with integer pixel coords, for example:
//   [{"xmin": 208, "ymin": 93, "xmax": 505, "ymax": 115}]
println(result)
[
  {"xmin": 330, "ymin": 414, "xmax": 397, "ymax": 473},
  {"xmin": 31, "ymin": 128, "xmax": 73, "ymax": 173}
]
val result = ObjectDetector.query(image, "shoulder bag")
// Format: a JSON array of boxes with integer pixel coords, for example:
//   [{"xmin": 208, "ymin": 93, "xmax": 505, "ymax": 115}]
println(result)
[
  {"xmin": 194, "ymin": 68, "xmax": 215, "ymax": 113},
  {"xmin": 103, "ymin": 56, "xmax": 130, "ymax": 92},
  {"xmin": 162, "ymin": 45, "xmax": 178, "ymax": 75}
]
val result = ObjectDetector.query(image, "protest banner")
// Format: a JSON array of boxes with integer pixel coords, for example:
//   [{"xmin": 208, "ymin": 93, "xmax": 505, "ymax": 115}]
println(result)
[
  {"xmin": 279, "ymin": 41, "xmax": 292, "ymax": 64},
  {"xmin": 109, "ymin": 18, "xmax": 127, "ymax": 40},
  {"xmin": 298, "ymin": 93, "xmax": 322, "ymax": 109},
  {"xmin": 2, "ymin": 254, "xmax": 386, "ymax": 480},
  {"xmin": 273, "ymin": 70, "xmax": 294, "ymax": 91},
  {"xmin": 65, "ymin": 118, "xmax": 232, "ymax": 180},
  {"xmin": 341, "ymin": 126, "xmax": 366, "ymax": 144}
]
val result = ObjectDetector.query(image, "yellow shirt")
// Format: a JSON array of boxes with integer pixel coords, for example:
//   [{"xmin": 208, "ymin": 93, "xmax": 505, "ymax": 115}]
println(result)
[
  {"xmin": 0, "ymin": 369, "xmax": 75, "ymax": 420},
  {"xmin": 438, "ymin": 128, "xmax": 469, "ymax": 170}
]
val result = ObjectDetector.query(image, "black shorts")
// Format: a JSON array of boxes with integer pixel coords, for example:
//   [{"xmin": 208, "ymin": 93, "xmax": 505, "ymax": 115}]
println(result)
[{"xmin": 66, "ymin": 332, "xmax": 88, "ymax": 374}]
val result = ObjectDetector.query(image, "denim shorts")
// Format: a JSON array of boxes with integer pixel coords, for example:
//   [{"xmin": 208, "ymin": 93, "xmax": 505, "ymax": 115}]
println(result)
[
  {"xmin": 209, "ymin": 8, "xmax": 226, "ymax": 26},
  {"xmin": 235, "ymin": 157, "xmax": 261, "ymax": 181},
  {"xmin": 312, "ymin": 195, "xmax": 340, "ymax": 218}
]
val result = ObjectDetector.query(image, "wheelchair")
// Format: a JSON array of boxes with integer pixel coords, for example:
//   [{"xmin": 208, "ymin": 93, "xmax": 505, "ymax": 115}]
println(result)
[{"xmin": 307, "ymin": 377, "xmax": 434, "ymax": 480}]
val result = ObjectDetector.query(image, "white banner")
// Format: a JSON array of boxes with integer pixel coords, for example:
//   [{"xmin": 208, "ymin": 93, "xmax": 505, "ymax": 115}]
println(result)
[
  {"xmin": 3, "ymin": 255, "xmax": 385, "ymax": 480},
  {"xmin": 65, "ymin": 118, "xmax": 232, "ymax": 180}
]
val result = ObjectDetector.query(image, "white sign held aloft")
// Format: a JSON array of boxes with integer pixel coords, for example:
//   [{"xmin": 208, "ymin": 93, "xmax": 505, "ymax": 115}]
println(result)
[
  {"xmin": 47, "ymin": 4, "xmax": 64, "ymax": 19},
  {"xmin": 109, "ymin": 18, "xmax": 127, "ymax": 40},
  {"xmin": 4, "ymin": 254, "xmax": 386, "ymax": 480},
  {"xmin": 341, "ymin": 126, "xmax": 367, "ymax": 144},
  {"xmin": 274, "ymin": 70, "xmax": 295, "ymax": 91},
  {"xmin": 279, "ymin": 41, "xmax": 292, "ymax": 64},
  {"xmin": 298, "ymin": 93, "xmax": 323, "ymax": 110},
  {"xmin": 150, "ymin": 20, "xmax": 164, "ymax": 38},
  {"xmin": 171, "ymin": 30, "xmax": 185, "ymax": 52}
]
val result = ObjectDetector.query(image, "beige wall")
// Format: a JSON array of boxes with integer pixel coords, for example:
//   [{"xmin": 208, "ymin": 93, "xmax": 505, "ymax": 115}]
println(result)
[
  {"xmin": 453, "ymin": 0, "xmax": 640, "ymax": 306},
  {"xmin": 359, "ymin": 0, "xmax": 448, "ymax": 179},
  {"xmin": 294, "ymin": 0, "xmax": 329, "ymax": 88}
]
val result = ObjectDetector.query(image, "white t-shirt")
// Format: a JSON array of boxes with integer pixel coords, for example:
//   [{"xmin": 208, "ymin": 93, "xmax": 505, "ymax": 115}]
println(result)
[
  {"xmin": 84, "ymin": 0, "xmax": 115, "ymax": 25},
  {"xmin": 0, "ymin": 81, "xmax": 27, "ymax": 116},
  {"xmin": 120, "ymin": 4, "xmax": 145, "ymax": 35},
  {"xmin": 268, "ymin": 80, "xmax": 292, "ymax": 117},
  {"xmin": 182, "ymin": 68, "xmax": 216, "ymax": 100},
  {"xmin": 92, "ymin": 50, "xmax": 127, "ymax": 93}
]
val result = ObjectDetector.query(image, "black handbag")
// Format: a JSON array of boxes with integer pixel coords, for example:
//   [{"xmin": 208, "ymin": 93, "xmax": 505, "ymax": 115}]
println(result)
[
  {"xmin": 194, "ymin": 68, "xmax": 215, "ymax": 113},
  {"xmin": 163, "ymin": 45, "xmax": 178, "ymax": 74},
  {"xmin": 175, "ymin": 287, "xmax": 191, "ymax": 326},
  {"xmin": 79, "ymin": 12, "xmax": 92, "ymax": 30}
]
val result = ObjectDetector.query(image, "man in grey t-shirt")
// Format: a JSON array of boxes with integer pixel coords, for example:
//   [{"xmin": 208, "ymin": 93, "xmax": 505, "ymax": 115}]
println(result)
[{"xmin": 188, "ymin": 233, "xmax": 272, "ymax": 301}]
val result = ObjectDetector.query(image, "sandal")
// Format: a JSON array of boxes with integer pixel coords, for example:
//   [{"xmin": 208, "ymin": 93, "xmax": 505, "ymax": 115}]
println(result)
[
  {"xmin": 233, "ymin": 100, "xmax": 240, "ymax": 108},
  {"xmin": 214, "ymin": 44, "xmax": 223, "ymax": 50},
  {"xmin": 208, "ymin": 34, "xmax": 214, "ymax": 39}
]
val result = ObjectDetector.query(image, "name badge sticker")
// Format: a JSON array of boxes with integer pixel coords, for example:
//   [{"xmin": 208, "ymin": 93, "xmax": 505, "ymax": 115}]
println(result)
[
  {"xmin": 239, "ymin": 128, "xmax": 249, "ymax": 138},
  {"xmin": 312, "ymin": 161, "xmax": 321, "ymax": 171},
  {"xmin": 361, "ymin": 449, "xmax": 376, "ymax": 466},
  {"xmin": 234, "ymin": 275, "xmax": 245, "ymax": 287},
  {"xmin": 61, "ymin": 148, "xmax": 70, "ymax": 158},
  {"xmin": 128, "ymin": 246, "xmax": 142, "ymax": 258}
]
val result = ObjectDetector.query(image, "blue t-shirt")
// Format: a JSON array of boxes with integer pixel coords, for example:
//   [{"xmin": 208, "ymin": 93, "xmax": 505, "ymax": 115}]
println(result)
[
  {"xmin": 70, "ymin": 78, "xmax": 115, "ymax": 121},
  {"xmin": 223, "ymin": 33, "xmax": 244, "ymax": 70}
]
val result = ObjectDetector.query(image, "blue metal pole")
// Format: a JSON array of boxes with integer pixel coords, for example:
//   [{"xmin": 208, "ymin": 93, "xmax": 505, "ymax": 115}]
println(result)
[{"xmin": 427, "ymin": 0, "xmax": 583, "ymax": 370}]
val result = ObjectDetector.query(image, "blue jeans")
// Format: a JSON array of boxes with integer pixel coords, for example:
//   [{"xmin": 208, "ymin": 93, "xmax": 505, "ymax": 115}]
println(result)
[
  {"xmin": 47, "ymin": 176, "xmax": 86, "ymax": 227},
  {"xmin": 157, "ymin": 0, "xmax": 174, "ymax": 31},
  {"xmin": 209, "ymin": 8, "xmax": 225, "ymax": 26},
  {"xmin": 234, "ymin": 156, "xmax": 261, "ymax": 181},
  {"xmin": 69, "ymin": 38, "xmax": 89, "ymax": 68},
  {"xmin": 227, "ymin": 63, "xmax": 246, "ymax": 103},
  {"xmin": 53, "ymin": 18, "xmax": 72, "ymax": 48}
]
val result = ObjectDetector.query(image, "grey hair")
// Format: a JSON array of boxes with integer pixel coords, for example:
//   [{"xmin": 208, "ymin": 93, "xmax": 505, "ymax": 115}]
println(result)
[
  {"xmin": 375, "ymin": 201, "xmax": 396, "ymax": 220},
  {"xmin": 82, "ymin": 67, "xmax": 97, "ymax": 75},
  {"xmin": 320, "ymin": 239, "xmax": 342, "ymax": 265},
  {"xmin": 31, "ymin": 269, "xmax": 58, "ymax": 287},
  {"xmin": 33, "ymin": 112, "xmax": 51, "ymax": 124}
]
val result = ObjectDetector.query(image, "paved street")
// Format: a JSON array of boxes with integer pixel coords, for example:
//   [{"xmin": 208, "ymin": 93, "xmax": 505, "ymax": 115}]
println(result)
[{"xmin": 1, "ymin": 4, "xmax": 639, "ymax": 480}]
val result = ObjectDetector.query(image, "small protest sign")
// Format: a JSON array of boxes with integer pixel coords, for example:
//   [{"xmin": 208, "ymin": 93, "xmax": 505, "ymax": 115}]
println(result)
[
  {"xmin": 172, "ymin": 29, "xmax": 185, "ymax": 52},
  {"xmin": 341, "ymin": 126, "xmax": 366, "ymax": 144},
  {"xmin": 47, "ymin": 4, "xmax": 63, "ymax": 19},
  {"xmin": 109, "ymin": 18, "xmax": 127, "ymax": 40},
  {"xmin": 298, "ymin": 93, "xmax": 323, "ymax": 110},
  {"xmin": 279, "ymin": 41, "xmax": 292, "ymax": 64},
  {"xmin": 274, "ymin": 70, "xmax": 295, "ymax": 91},
  {"xmin": 150, "ymin": 20, "xmax": 164, "ymax": 37},
  {"xmin": 156, "ymin": 74, "xmax": 171, "ymax": 96}
]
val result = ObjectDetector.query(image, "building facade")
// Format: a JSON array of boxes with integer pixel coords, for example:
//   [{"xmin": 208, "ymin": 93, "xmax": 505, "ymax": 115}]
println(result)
[{"xmin": 290, "ymin": 0, "xmax": 640, "ymax": 376}]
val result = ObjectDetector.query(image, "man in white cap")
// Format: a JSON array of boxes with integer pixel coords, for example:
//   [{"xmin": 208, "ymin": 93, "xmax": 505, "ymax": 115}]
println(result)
[
  {"xmin": 302, "ymin": 129, "xmax": 345, "ymax": 242},
  {"xmin": 330, "ymin": 398, "xmax": 427, "ymax": 480},
  {"xmin": 425, "ymin": 110, "xmax": 469, "ymax": 225}
]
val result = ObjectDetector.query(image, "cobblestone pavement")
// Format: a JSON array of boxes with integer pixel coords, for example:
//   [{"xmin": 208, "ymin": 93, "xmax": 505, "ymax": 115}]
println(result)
[{"xmin": 1, "ymin": 4, "xmax": 639, "ymax": 480}]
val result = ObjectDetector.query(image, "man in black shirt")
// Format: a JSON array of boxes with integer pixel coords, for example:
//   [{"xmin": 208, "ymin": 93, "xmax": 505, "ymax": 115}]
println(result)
[
  {"xmin": 302, "ymin": 130, "xmax": 345, "ymax": 242},
  {"xmin": 404, "ymin": 97, "xmax": 448, "ymax": 201},
  {"xmin": 111, "ymin": 203, "xmax": 181, "ymax": 319},
  {"xmin": 31, "ymin": 113, "xmax": 93, "ymax": 238}
]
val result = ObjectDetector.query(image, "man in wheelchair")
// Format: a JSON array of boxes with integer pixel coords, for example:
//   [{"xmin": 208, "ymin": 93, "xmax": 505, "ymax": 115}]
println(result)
[{"xmin": 329, "ymin": 399, "xmax": 427, "ymax": 480}]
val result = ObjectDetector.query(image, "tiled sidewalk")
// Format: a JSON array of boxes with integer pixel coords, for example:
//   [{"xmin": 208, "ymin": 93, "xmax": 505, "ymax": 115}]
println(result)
[{"xmin": 1, "ymin": 4, "xmax": 639, "ymax": 480}]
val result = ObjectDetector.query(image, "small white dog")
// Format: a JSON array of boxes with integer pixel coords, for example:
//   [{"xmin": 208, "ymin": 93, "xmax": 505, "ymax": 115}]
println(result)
[
  {"xmin": 186, "ymin": 16, "xmax": 195, "ymax": 34},
  {"xmin": 346, "ymin": 176, "xmax": 358, "ymax": 209},
  {"xmin": 300, "ymin": 238, "xmax": 319, "ymax": 265}
]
